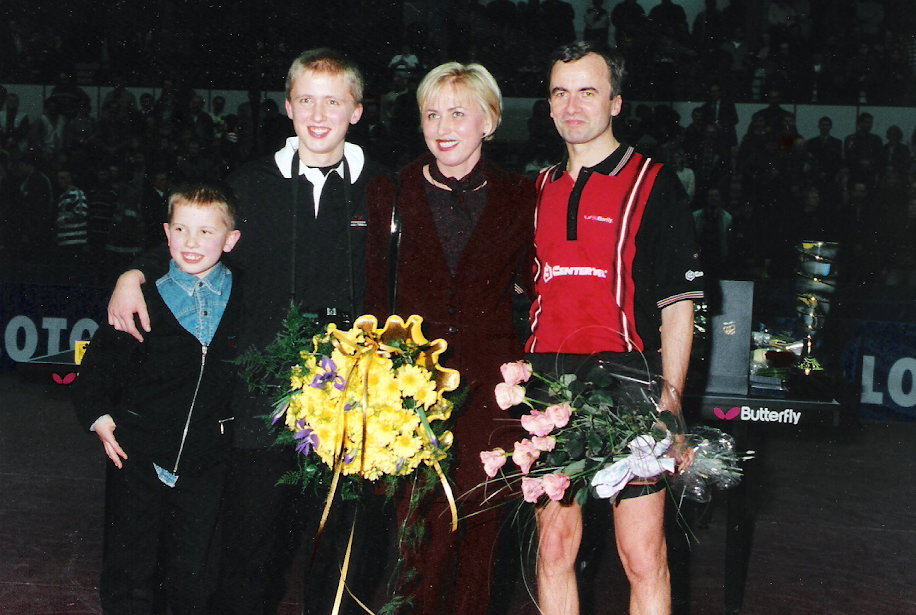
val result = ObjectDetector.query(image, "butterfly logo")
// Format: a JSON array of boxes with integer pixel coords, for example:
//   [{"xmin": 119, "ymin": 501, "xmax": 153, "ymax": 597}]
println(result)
[
  {"xmin": 52, "ymin": 372, "xmax": 77, "ymax": 385},
  {"xmin": 713, "ymin": 406, "xmax": 740, "ymax": 420}
]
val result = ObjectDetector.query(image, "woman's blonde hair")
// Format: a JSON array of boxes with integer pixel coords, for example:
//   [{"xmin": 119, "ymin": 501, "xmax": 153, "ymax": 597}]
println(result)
[{"xmin": 416, "ymin": 62, "xmax": 502, "ymax": 140}]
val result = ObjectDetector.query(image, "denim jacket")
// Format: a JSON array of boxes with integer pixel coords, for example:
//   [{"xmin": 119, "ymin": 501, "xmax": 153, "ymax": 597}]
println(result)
[{"xmin": 155, "ymin": 260, "xmax": 233, "ymax": 345}]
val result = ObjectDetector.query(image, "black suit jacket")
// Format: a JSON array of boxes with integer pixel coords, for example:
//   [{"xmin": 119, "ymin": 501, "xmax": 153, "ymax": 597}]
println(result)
[{"xmin": 806, "ymin": 135, "xmax": 842, "ymax": 182}]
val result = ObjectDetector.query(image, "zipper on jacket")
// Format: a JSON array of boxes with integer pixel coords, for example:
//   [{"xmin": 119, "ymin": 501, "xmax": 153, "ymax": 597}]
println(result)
[{"xmin": 172, "ymin": 344, "xmax": 207, "ymax": 474}]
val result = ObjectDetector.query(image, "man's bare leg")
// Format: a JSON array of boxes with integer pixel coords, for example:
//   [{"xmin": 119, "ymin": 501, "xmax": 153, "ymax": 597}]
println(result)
[
  {"xmin": 536, "ymin": 500, "xmax": 583, "ymax": 615},
  {"xmin": 613, "ymin": 489, "xmax": 670, "ymax": 615}
]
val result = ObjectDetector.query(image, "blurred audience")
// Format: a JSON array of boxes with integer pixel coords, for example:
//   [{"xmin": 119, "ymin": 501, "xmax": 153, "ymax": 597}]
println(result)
[{"xmin": 0, "ymin": 0, "xmax": 914, "ymax": 289}]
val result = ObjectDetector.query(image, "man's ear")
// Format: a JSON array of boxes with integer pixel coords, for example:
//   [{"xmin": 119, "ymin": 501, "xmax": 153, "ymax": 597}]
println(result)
[{"xmin": 611, "ymin": 94, "xmax": 623, "ymax": 118}]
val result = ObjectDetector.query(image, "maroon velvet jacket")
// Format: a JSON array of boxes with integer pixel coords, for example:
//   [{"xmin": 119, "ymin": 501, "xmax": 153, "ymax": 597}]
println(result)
[{"xmin": 365, "ymin": 154, "xmax": 535, "ymax": 491}]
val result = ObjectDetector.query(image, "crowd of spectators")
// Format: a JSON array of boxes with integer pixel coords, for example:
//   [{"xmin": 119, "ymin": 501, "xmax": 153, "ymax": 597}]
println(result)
[
  {"xmin": 3, "ymin": 1, "xmax": 915, "ymax": 103},
  {"xmin": 0, "ymin": 0, "xmax": 914, "ymax": 289},
  {"xmin": 589, "ymin": 89, "xmax": 916, "ymax": 288},
  {"xmin": 0, "ymin": 74, "xmax": 305, "ymax": 283},
  {"xmin": 320, "ymin": 0, "xmax": 916, "ymax": 104}
]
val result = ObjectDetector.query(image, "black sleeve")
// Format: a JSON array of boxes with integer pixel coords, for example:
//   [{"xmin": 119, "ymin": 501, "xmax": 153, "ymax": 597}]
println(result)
[
  {"xmin": 71, "ymin": 324, "xmax": 138, "ymax": 431},
  {"xmin": 129, "ymin": 243, "xmax": 171, "ymax": 282},
  {"xmin": 639, "ymin": 166, "xmax": 704, "ymax": 307},
  {"xmin": 364, "ymin": 174, "xmax": 395, "ymax": 318}
]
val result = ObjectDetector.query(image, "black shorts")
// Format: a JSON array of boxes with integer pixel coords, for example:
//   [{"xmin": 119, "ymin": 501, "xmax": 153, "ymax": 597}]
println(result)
[
  {"xmin": 526, "ymin": 351, "xmax": 661, "ymax": 387},
  {"xmin": 616, "ymin": 480, "xmax": 666, "ymax": 501},
  {"xmin": 526, "ymin": 351, "xmax": 665, "ymax": 502}
]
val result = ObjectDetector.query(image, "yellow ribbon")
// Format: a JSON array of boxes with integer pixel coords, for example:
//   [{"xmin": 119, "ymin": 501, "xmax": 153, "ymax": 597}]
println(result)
[
  {"xmin": 431, "ymin": 456, "xmax": 459, "ymax": 532},
  {"xmin": 315, "ymin": 350, "xmax": 363, "ymax": 549},
  {"xmin": 303, "ymin": 314, "xmax": 463, "ymax": 613},
  {"xmin": 330, "ymin": 520, "xmax": 355, "ymax": 615},
  {"xmin": 330, "ymin": 518, "xmax": 377, "ymax": 615}
]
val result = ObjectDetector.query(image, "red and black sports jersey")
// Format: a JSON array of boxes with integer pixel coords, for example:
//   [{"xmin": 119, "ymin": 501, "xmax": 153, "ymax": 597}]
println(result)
[{"xmin": 526, "ymin": 145, "xmax": 704, "ymax": 356}]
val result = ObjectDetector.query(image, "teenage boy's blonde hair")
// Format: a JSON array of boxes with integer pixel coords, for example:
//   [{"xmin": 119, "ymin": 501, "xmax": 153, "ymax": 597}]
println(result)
[{"xmin": 285, "ymin": 48, "xmax": 364, "ymax": 104}]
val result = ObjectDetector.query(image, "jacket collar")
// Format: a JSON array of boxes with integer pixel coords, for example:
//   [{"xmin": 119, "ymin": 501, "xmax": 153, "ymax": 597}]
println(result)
[
  {"xmin": 158, "ymin": 260, "xmax": 231, "ymax": 296},
  {"xmin": 274, "ymin": 137, "xmax": 365, "ymax": 183}
]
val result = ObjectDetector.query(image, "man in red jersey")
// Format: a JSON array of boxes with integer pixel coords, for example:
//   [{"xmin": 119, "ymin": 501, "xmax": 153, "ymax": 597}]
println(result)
[{"xmin": 528, "ymin": 41, "xmax": 704, "ymax": 615}]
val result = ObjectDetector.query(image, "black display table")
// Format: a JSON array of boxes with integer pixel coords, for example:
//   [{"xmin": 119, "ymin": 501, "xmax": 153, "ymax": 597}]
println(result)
[
  {"xmin": 685, "ymin": 378, "xmax": 845, "ymax": 614},
  {"xmin": 15, "ymin": 350, "xmax": 80, "ymax": 385}
]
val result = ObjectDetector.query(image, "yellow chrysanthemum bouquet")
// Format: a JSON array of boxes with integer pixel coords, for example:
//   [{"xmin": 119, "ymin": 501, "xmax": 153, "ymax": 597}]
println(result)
[
  {"xmin": 237, "ymin": 308, "xmax": 463, "ymax": 613},
  {"xmin": 278, "ymin": 313, "xmax": 459, "ymax": 493}
]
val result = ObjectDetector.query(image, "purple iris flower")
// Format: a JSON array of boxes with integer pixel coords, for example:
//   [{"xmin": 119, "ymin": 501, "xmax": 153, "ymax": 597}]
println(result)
[
  {"xmin": 310, "ymin": 373, "xmax": 331, "ymax": 388},
  {"xmin": 294, "ymin": 428, "xmax": 318, "ymax": 456},
  {"xmin": 343, "ymin": 451, "xmax": 356, "ymax": 465},
  {"xmin": 271, "ymin": 403, "xmax": 288, "ymax": 425},
  {"xmin": 310, "ymin": 356, "xmax": 348, "ymax": 390}
]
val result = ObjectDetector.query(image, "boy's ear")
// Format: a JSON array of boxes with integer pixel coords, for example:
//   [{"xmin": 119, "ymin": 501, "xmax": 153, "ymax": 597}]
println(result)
[
  {"xmin": 223, "ymin": 229, "xmax": 241, "ymax": 253},
  {"xmin": 349, "ymin": 103, "xmax": 363, "ymax": 125},
  {"xmin": 162, "ymin": 222, "xmax": 170, "ymax": 240}
]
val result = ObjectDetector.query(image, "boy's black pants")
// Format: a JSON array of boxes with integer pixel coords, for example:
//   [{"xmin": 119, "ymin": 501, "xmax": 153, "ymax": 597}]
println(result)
[{"xmin": 100, "ymin": 455, "xmax": 226, "ymax": 615}]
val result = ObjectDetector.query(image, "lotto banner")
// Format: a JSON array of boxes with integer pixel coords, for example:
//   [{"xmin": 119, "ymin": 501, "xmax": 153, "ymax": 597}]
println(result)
[
  {"xmin": 0, "ymin": 282, "xmax": 108, "ymax": 372},
  {"xmin": 842, "ymin": 319, "xmax": 916, "ymax": 422}
]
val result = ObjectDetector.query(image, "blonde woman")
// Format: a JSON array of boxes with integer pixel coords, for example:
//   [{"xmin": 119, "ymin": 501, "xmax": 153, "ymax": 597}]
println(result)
[{"xmin": 365, "ymin": 62, "xmax": 535, "ymax": 615}]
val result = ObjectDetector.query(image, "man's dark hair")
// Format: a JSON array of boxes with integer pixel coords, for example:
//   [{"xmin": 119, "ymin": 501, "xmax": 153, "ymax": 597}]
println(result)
[{"xmin": 548, "ymin": 41, "xmax": 626, "ymax": 98}]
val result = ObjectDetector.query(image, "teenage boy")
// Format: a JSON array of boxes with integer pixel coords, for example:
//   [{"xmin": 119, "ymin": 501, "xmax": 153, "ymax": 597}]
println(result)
[
  {"xmin": 528, "ymin": 42, "xmax": 703, "ymax": 615},
  {"xmin": 73, "ymin": 183, "xmax": 242, "ymax": 614},
  {"xmin": 105, "ymin": 48, "xmax": 386, "ymax": 614}
]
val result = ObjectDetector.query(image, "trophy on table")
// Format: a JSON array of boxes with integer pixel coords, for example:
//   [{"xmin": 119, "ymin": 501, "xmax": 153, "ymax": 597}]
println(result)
[{"xmin": 794, "ymin": 240, "xmax": 838, "ymax": 373}]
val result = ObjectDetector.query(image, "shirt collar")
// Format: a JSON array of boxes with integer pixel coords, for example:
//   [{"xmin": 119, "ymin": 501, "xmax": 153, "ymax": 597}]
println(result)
[
  {"xmin": 160, "ymin": 260, "xmax": 231, "ymax": 296},
  {"xmin": 274, "ymin": 136, "xmax": 365, "ymax": 183},
  {"xmin": 548, "ymin": 144, "xmax": 636, "ymax": 182}
]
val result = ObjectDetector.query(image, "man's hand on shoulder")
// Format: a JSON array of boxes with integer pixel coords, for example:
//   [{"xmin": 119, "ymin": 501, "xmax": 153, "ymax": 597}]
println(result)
[{"xmin": 108, "ymin": 269, "xmax": 150, "ymax": 342}]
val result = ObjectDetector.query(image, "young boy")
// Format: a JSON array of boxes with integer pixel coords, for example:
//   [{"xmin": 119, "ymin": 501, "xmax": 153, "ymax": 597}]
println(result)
[{"xmin": 73, "ymin": 182, "xmax": 242, "ymax": 614}]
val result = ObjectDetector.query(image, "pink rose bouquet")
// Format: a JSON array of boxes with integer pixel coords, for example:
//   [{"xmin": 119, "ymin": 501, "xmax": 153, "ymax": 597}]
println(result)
[{"xmin": 477, "ymin": 360, "xmax": 747, "ymax": 507}]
